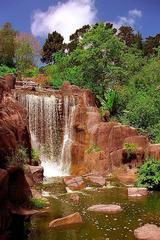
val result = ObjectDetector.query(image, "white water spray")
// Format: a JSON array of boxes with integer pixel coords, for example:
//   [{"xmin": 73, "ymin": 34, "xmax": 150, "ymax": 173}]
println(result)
[{"xmin": 16, "ymin": 92, "xmax": 76, "ymax": 177}]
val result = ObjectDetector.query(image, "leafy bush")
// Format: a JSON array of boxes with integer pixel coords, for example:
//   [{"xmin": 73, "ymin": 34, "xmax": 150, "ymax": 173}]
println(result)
[
  {"xmin": 24, "ymin": 67, "xmax": 39, "ymax": 78},
  {"xmin": 97, "ymin": 89, "xmax": 118, "ymax": 116},
  {"xmin": 0, "ymin": 64, "xmax": 16, "ymax": 76},
  {"xmin": 124, "ymin": 143, "xmax": 137, "ymax": 159},
  {"xmin": 120, "ymin": 90, "xmax": 160, "ymax": 130},
  {"xmin": 32, "ymin": 149, "xmax": 40, "ymax": 162},
  {"xmin": 86, "ymin": 144, "xmax": 102, "ymax": 154},
  {"xmin": 137, "ymin": 158, "xmax": 160, "ymax": 190},
  {"xmin": 31, "ymin": 198, "xmax": 47, "ymax": 209}
]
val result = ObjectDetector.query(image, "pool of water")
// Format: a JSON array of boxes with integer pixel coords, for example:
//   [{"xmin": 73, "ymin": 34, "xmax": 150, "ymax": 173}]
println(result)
[{"xmin": 19, "ymin": 178, "xmax": 160, "ymax": 240}]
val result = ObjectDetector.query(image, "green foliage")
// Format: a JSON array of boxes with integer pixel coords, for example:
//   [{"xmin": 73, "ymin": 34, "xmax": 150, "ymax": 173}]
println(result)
[
  {"xmin": 117, "ymin": 56, "xmax": 160, "ymax": 142},
  {"xmin": 32, "ymin": 149, "xmax": 40, "ymax": 162},
  {"xmin": 47, "ymin": 23, "xmax": 143, "ymax": 95},
  {"xmin": 15, "ymin": 40, "xmax": 34, "ymax": 78},
  {"xmin": 31, "ymin": 198, "xmax": 47, "ymax": 209},
  {"xmin": 0, "ymin": 64, "xmax": 16, "ymax": 76},
  {"xmin": 124, "ymin": 143, "xmax": 137, "ymax": 159},
  {"xmin": 24, "ymin": 67, "xmax": 39, "ymax": 78},
  {"xmin": 41, "ymin": 31, "xmax": 64, "ymax": 64},
  {"xmin": 86, "ymin": 144, "xmax": 102, "ymax": 154},
  {"xmin": 137, "ymin": 159, "xmax": 160, "ymax": 190},
  {"xmin": 97, "ymin": 89, "xmax": 118, "ymax": 115},
  {"xmin": 7, "ymin": 146, "xmax": 29, "ymax": 167},
  {"xmin": 0, "ymin": 22, "xmax": 16, "ymax": 67}
]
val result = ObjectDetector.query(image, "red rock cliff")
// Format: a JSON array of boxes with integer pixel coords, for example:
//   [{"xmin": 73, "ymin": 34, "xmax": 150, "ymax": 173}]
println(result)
[{"xmin": 0, "ymin": 77, "xmax": 31, "ymax": 167}]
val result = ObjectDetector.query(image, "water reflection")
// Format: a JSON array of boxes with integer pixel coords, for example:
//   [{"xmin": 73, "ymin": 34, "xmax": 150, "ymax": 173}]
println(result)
[{"xmin": 9, "ymin": 179, "xmax": 160, "ymax": 240}]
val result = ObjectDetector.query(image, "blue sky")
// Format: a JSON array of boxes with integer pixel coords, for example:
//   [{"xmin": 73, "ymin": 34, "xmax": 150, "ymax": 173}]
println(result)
[{"xmin": 0, "ymin": 0, "xmax": 160, "ymax": 42}]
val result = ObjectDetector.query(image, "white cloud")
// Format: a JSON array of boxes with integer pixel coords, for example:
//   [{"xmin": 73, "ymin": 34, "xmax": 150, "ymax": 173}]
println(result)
[
  {"xmin": 31, "ymin": 0, "xmax": 97, "ymax": 43},
  {"xmin": 113, "ymin": 9, "xmax": 142, "ymax": 30}
]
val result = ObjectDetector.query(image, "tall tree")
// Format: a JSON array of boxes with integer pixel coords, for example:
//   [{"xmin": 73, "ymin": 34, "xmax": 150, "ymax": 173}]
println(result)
[
  {"xmin": 41, "ymin": 31, "xmax": 64, "ymax": 64},
  {"xmin": 143, "ymin": 34, "xmax": 160, "ymax": 56},
  {"xmin": 67, "ymin": 25, "xmax": 90, "ymax": 52},
  {"xmin": 15, "ymin": 32, "xmax": 40, "ymax": 78},
  {"xmin": 118, "ymin": 26, "xmax": 135, "ymax": 47},
  {"xmin": 118, "ymin": 26, "xmax": 143, "ymax": 50},
  {"xmin": 49, "ymin": 23, "xmax": 143, "ymax": 95},
  {"xmin": 0, "ymin": 22, "xmax": 16, "ymax": 66}
]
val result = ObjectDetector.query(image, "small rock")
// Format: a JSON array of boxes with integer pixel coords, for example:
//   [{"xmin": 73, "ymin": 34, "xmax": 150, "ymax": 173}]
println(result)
[
  {"xmin": 87, "ymin": 204, "xmax": 122, "ymax": 213},
  {"xmin": 134, "ymin": 224, "xmax": 160, "ymax": 240},
  {"xmin": 64, "ymin": 176, "xmax": 85, "ymax": 191},
  {"xmin": 128, "ymin": 188, "xmax": 148, "ymax": 197},
  {"xmin": 49, "ymin": 212, "xmax": 83, "ymax": 229},
  {"xmin": 70, "ymin": 194, "xmax": 80, "ymax": 204}
]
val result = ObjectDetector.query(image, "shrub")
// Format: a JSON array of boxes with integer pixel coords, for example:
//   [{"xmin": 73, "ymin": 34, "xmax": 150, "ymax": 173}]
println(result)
[
  {"xmin": 97, "ymin": 89, "xmax": 118, "ymax": 116},
  {"xmin": 137, "ymin": 158, "xmax": 160, "ymax": 190},
  {"xmin": 0, "ymin": 64, "xmax": 16, "ymax": 76},
  {"xmin": 24, "ymin": 67, "xmax": 39, "ymax": 78},
  {"xmin": 32, "ymin": 149, "xmax": 40, "ymax": 162},
  {"xmin": 86, "ymin": 144, "xmax": 102, "ymax": 154},
  {"xmin": 31, "ymin": 198, "xmax": 47, "ymax": 209},
  {"xmin": 124, "ymin": 143, "xmax": 137, "ymax": 159}
]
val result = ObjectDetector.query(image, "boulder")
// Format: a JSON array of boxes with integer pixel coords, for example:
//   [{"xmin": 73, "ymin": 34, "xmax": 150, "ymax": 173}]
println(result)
[
  {"xmin": 87, "ymin": 204, "xmax": 122, "ymax": 213},
  {"xmin": 28, "ymin": 166, "xmax": 44, "ymax": 183},
  {"xmin": 63, "ymin": 176, "xmax": 85, "ymax": 191},
  {"xmin": 123, "ymin": 136, "xmax": 149, "ymax": 149},
  {"xmin": 8, "ymin": 166, "xmax": 32, "ymax": 208},
  {"xmin": 128, "ymin": 188, "xmax": 148, "ymax": 197},
  {"xmin": 108, "ymin": 125, "xmax": 138, "ymax": 153},
  {"xmin": 147, "ymin": 144, "xmax": 160, "ymax": 160},
  {"xmin": 84, "ymin": 151, "xmax": 110, "ymax": 175},
  {"xmin": 49, "ymin": 212, "xmax": 83, "ymax": 228},
  {"xmin": 84, "ymin": 174, "xmax": 106, "ymax": 187},
  {"xmin": 134, "ymin": 224, "xmax": 160, "ymax": 240},
  {"xmin": 3, "ymin": 74, "xmax": 16, "ymax": 90},
  {"xmin": 0, "ymin": 169, "xmax": 10, "ymax": 232}
]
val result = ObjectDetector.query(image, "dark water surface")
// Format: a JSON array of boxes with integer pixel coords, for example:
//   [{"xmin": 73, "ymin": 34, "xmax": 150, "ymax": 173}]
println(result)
[{"xmin": 24, "ymin": 178, "xmax": 160, "ymax": 240}]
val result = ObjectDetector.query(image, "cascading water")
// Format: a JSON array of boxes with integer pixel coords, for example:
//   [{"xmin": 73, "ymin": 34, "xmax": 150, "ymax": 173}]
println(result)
[{"xmin": 16, "ymin": 92, "xmax": 76, "ymax": 177}]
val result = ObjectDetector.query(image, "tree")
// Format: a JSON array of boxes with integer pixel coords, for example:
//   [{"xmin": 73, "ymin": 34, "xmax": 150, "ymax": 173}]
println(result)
[
  {"xmin": 48, "ymin": 23, "xmax": 142, "ymax": 95},
  {"xmin": 67, "ymin": 25, "xmax": 90, "ymax": 52},
  {"xmin": 15, "ymin": 33, "xmax": 40, "ymax": 78},
  {"xmin": 143, "ymin": 34, "xmax": 160, "ymax": 56},
  {"xmin": 118, "ymin": 26, "xmax": 143, "ymax": 50},
  {"xmin": 41, "ymin": 31, "xmax": 64, "ymax": 64},
  {"xmin": 0, "ymin": 22, "xmax": 16, "ymax": 66}
]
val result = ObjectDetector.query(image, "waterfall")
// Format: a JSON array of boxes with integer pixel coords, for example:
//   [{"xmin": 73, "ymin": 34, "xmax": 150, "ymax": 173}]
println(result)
[{"xmin": 16, "ymin": 92, "xmax": 76, "ymax": 177}]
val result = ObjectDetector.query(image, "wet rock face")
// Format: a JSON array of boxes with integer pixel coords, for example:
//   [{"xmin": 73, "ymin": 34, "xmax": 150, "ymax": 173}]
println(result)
[
  {"xmin": 0, "ymin": 167, "xmax": 32, "ymax": 234},
  {"xmin": 0, "ymin": 79, "xmax": 31, "ymax": 166}
]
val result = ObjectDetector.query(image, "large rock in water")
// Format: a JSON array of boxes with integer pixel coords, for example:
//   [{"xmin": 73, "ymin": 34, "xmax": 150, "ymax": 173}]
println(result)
[
  {"xmin": 0, "ymin": 77, "xmax": 31, "ymax": 166},
  {"xmin": 49, "ymin": 212, "xmax": 83, "ymax": 229},
  {"xmin": 87, "ymin": 204, "xmax": 123, "ymax": 213},
  {"xmin": 134, "ymin": 224, "xmax": 160, "ymax": 240},
  {"xmin": 128, "ymin": 188, "xmax": 148, "ymax": 197},
  {"xmin": 63, "ymin": 176, "xmax": 86, "ymax": 191}
]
